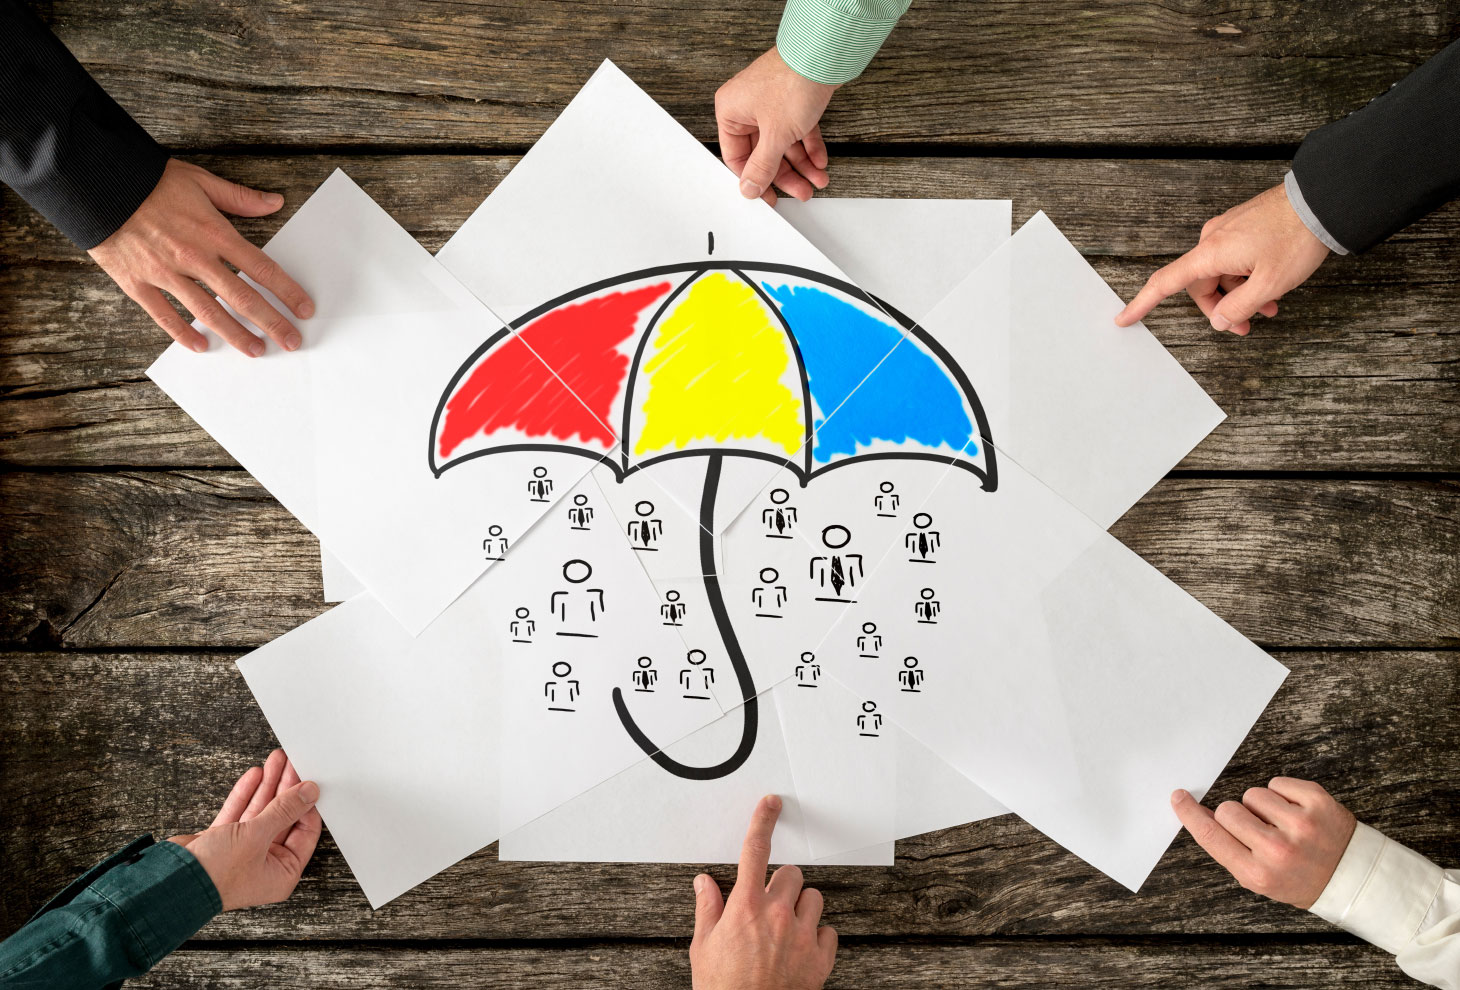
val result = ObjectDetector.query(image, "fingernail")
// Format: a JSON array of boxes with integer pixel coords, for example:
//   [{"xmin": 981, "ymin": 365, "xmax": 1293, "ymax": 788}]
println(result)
[
  {"xmin": 284, "ymin": 332, "xmax": 302, "ymax": 351},
  {"xmin": 694, "ymin": 875, "xmax": 707, "ymax": 894},
  {"xmin": 300, "ymin": 781, "xmax": 320, "ymax": 803},
  {"xmin": 1171, "ymin": 789, "xmax": 1187, "ymax": 804},
  {"xmin": 299, "ymin": 300, "xmax": 315, "ymax": 319},
  {"xmin": 766, "ymin": 794, "xmax": 782, "ymax": 811},
  {"xmin": 740, "ymin": 178, "xmax": 762, "ymax": 199},
  {"xmin": 248, "ymin": 340, "xmax": 265, "ymax": 357},
  {"xmin": 1211, "ymin": 314, "xmax": 1232, "ymax": 331},
  {"xmin": 190, "ymin": 338, "xmax": 209, "ymax": 354},
  {"xmin": 266, "ymin": 192, "xmax": 284, "ymax": 207}
]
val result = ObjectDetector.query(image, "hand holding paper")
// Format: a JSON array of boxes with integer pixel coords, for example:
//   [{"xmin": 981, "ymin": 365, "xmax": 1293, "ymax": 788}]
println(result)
[
  {"xmin": 90, "ymin": 159, "xmax": 315, "ymax": 355},
  {"xmin": 690, "ymin": 795, "xmax": 838, "ymax": 990},
  {"xmin": 716, "ymin": 48, "xmax": 833, "ymax": 205}
]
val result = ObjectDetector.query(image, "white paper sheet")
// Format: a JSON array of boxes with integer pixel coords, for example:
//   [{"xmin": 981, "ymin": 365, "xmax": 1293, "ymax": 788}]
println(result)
[
  {"xmin": 235, "ymin": 584, "xmax": 501, "ymax": 909},
  {"xmin": 811, "ymin": 443, "xmax": 1287, "ymax": 891},
  {"xmin": 148, "ymin": 170, "xmax": 602, "ymax": 634}
]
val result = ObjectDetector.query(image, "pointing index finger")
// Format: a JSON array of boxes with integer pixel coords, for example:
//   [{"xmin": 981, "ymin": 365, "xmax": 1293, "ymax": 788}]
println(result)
[
  {"xmin": 1115, "ymin": 248, "xmax": 1212, "ymax": 327},
  {"xmin": 735, "ymin": 794, "xmax": 782, "ymax": 896},
  {"xmin": 1172, "ymin": 788, "xmax": 1254, "ymax": 878}
]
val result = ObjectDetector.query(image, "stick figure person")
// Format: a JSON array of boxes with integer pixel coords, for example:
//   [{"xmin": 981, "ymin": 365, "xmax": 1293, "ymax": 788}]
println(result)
[
  {"xmin": 567, "ymin": 493, "xmax": 594, "ymax": 530},
  {"xmin": 627, "ymin": 499, "xmax": 663, "ymax": 551},
  {"xmin": 545, "ymin": 661, "xmax": 579, "ymax": 712},
  {"xmin": 751, "ymin": 567, "xmax": 788, "ymax": 618},
  {"xmin": 857, "ymin": 621, "xmax": 881, "ymax": 658},
  {"xmin": 794, "ymin": 651, "xmax": 820, "ymax": 688},
  {"xmin": 761, "ymin": 488, "xmax": 798, "ymax": 539},
  {"xmin": 679, "ymin": 649, "xmax": 715, "ymax": 700},
  {"xmin": 914, "ymin": 587, "xmax": 941, "ymax": 624},
  {"xmin": 550, "ymin": 559, "xmax": 605, "ymax": 637},
  {"xmin": 631, "ymin": 656, "xmax": 658, "ymax": 693},
  {"xmin": 660, "ymin": 589, "xmax": 687, "ymax": 626},
  {"xmin": 899, "ymin": 656, "xmax": 925, "ymax": 693},
  {"xmin": 857, "ymin": 700, "xmax": 883, "ymax": 737},
  {"xmin": 810, "ymin": 525, "xmax": 863, "ymax": 603},
  {"xmin": 482, "ymin": 524, "xmax": 509, "ymax": 561},
  {"xmin": 510, "ymin": 606, "xmax": 535, "ymax": 643},
  {"xmin": 874, "ymin": 480, "xmax": 900, "ymax": 517},
  {"xmin": 905, "ymin": 512, "xmax": 941, "ymax": 563},
  {"xmin": 527, "ymin": 465, "xmax": 554, "ymax": 502}
]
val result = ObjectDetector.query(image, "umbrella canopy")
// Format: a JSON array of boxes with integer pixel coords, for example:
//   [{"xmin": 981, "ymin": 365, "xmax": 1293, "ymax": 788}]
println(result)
[{"xmin": 429, "ymin": 263, "xmax": 997, "ymax": 492}]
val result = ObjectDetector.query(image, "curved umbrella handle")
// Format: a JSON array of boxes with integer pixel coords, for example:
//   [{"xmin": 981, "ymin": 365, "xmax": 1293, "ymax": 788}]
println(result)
[{"xmin": 611, "ymin": 453, "xmax": 760, "ymax": 780}]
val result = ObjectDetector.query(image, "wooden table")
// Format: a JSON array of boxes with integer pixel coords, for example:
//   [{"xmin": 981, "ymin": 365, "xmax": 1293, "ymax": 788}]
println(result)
[{"xmin": 3, "ymin": 2, "xmax": 1457, "ymax": 986}]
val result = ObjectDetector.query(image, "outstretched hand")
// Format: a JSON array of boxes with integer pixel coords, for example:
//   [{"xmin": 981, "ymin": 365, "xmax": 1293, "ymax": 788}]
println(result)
[
  {"xmin": 1116, "ymin": 183, "xmax": 1330, "ymax": 336},
  {"xmin": 690, "ymin": 795, "xmax": 837, "ymax": 990},
  {"xmin": 169, "ymin": 748, "xmax": 322, "ymax": 911},
  {"xmin": 716, "ymin": 48, "xmax": 836, "ymax": 206},
  {"xmin": 1171, "ymin": 777, "xmax": 1356, "ymax": 909},
  {"xmin": 89, "ymin": 159, "xmax": 314, "ymax": 356}
]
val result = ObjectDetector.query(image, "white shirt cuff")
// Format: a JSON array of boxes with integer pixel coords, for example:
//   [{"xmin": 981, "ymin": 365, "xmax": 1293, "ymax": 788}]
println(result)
[
  {"xmin": 1310, "ymin": 821, "xmax": 1447, "ymax": 955},
  {"xmin": 1284, "ymin": 169, "xmax": 1350, "ymax": 256}
]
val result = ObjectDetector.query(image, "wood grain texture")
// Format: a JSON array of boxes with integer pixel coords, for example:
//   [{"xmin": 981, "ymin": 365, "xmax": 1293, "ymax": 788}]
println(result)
[
  {"xmin": 2, "ymin": 157, "xmax": 1457, "ymax": 473},
  {"xmin": 130, "ymin": 941, "xmax": 1419, "ymax": 989},
  {"xmin": 2, "ymin": 472, "xmax": 1455, "ymax": 650},
  {"xmin": 38, "ymin": 1, "xmax": 1460, "ymax": 150},
  {"xmin": 1, "ymin": 650, "xmax": 1455, "ymax": 940}
]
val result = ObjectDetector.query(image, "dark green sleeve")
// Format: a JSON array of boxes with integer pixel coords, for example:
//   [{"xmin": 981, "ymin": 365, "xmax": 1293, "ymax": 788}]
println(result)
[{"xmin": 0, "ymin": 835, "xmax": 221, "ymax": 990}]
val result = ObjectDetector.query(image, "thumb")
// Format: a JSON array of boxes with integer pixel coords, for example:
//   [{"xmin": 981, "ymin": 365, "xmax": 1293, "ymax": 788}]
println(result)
[
  {"xmin": 250, "ymin": 780, "xmax": 320, "ymax": 839},
  {"xmin": 197, "ymin": 169, "xmax": 286, "ymax": 218},
  {"xmin": 691, "ymin": 873, "xmax": 725, "ymax": 943},
  {"xmin": 739, "ymin": 130, "xmax": 789, "ymax": 200},
  {"xmin": 1209, "ymin": 275, "xmax": 1279, "ymax": 335}
]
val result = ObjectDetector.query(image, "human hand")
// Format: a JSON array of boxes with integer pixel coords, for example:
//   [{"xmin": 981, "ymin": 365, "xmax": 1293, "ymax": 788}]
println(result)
[
  {"xmin": 689, "ymin": 795, "xmax": 837, "ymax": 990},
  {"xmin": 88, "ymin": 158, "xmax": 314, "ymax": 356},
  {"xmin": 716, "ymin": 47, "xmax": 835, "ymax": 206},
  {"xmin": 169, "ymin": 748, "xmax": 323, "ymax": 911},
  {"xmin": 1115, "ymin": 183, "xmax": 1331, "ymax": 335},
  {"xmin": 1171, "ymin": 778, "xmax": 1356, "ymax": 909}
]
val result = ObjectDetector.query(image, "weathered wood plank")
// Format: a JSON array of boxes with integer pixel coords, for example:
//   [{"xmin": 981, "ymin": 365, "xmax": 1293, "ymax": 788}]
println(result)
[
  {"xmin": 2, "ymin": 650, "xmax": 1454, "ymax": 940},
  {"xmin": 2, "ymin": 472, "xmax": 1455, "ymax": 650},
  {"xmin": 39, "ymin": 1, "xmax": 1460, "ymax": 150},
  {"xmin": 3, "ymin": 158, "xmax": 1457, "ymax": 473},
  {"xmin": 133, "ymin": 941, "xmax": 1417, "ymax": 989}
]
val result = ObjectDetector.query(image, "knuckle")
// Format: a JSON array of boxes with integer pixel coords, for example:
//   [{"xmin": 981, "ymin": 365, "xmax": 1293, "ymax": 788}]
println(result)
[
  {"xmin": 1242, "ymin": 787, "xmax": 1267, "ymax": 805},
  {"xmin": 1243, "ymin": 865, "xmax": 1274, "ymax": 893},
  {"xmin": 251, "ymin": 254, "xmax": 280, "ymax": 284},
  {"xmin": 744, "ymin": 836, "xmax": 772, "ymax": 860}
]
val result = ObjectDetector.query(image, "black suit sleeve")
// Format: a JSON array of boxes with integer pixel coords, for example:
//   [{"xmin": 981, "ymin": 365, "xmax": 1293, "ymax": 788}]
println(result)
[
  {"xmin": 0, "ymin": 0, "xmax": 169, "ymax": 250},
  {"xmin": 1291, "ymin": 38, "xmax": 1460, "ymax": 254}
]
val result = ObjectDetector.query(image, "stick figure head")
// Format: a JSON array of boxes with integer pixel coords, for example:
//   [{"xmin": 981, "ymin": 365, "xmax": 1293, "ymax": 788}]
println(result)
[
  {"xmin": 801, "ymin": 651, "xmax": 815, "ymax": 662},
  {"xmin": 759, "ymin": 567, "xmax": 779, "ymax": 584},
  {"xmin": 861, "ymin": 621, "xmax": 877, "ymax": 634},
  {"xmin": 687, "ymin": 649, "xmax": 707, "ymax": 666},
  {"xmin": 770, "ymin": 488, "xmax": 789, "ymax": 505},
  {"xmin": 637, "ymin": 656, "xmax": 652, "ymax": 669},
  {"xmin": 515, "ymin": 606, "xmax": 530, "ymax": 618},
  {"xmin": 912, "ymin": 512, "xmax": 933, "ymax": 530},
  {"xmin": 821, "ymin": 524, "xmax": 851, "ymax": 549},
  {"xmin": 532, "ymin": 466, "xmax": 547, "ymax": 478},
  {"xmin": 665, "ymin": 589, "xmax": 681, "ymax": 602},
  {"xmin": 904, "ymin": 656, "xmax": 919, "ymax": 669},
  {"xmin": 562, "ymin": 559, "xmax": 592, "ymax": 584},
  {"xmin": 573, "ymin": 493, "xmax": 588, "ymax": 506},
  {"xmin": 861, "ymin": 700, "xmax": 877, "ymax": 713},
  {"xmin": 635, "ymin": 499, "xmax": 655, "ymax": 517},
  {"xmin": 879, "ymin": 481, "xmax": 894, "ymax": 493},
  {"xmin": 488, "ymin": 524, "xmax": 503, "ymax": 537},
  {"xmin": 920, "ymin": 587, "xmax": 935, "ymax": 600},
  {"xmin": 552, "ymin": 661, "xmax": 572, "ymax": 677}
]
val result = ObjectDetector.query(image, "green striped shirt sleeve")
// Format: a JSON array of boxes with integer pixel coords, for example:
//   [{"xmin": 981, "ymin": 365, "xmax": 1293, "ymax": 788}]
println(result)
[{"xmin": 776, "ymin": 0, "xmax": 913, "ymax": 85}]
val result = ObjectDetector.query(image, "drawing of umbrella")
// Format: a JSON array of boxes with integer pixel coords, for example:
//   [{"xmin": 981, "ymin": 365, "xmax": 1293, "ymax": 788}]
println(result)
[{"xmin": 430, "ymin": 261, "xmax": 996, "ymax": 780}]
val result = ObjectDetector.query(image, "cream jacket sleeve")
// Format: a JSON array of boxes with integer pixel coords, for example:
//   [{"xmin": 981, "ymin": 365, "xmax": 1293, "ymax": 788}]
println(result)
[{"xmin": 1310, "ymin": 822, "xmax": 1459, "ymax": 988}]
